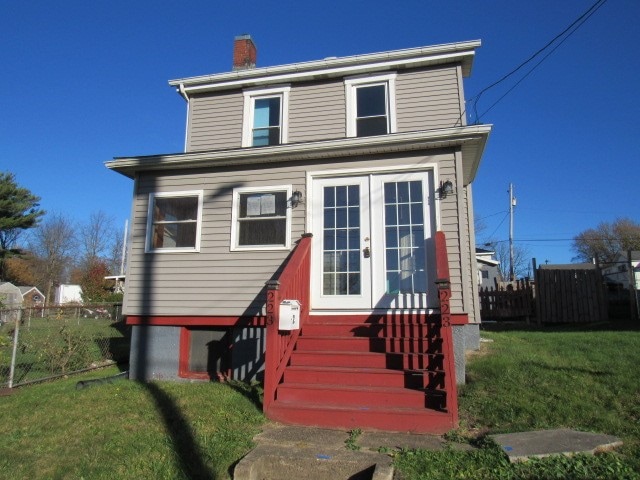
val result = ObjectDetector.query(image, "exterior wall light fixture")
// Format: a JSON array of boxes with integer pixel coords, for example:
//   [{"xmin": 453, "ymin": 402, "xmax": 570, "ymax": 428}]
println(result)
[
  {"xmin": 291, "ymin": 190, "xmax": 303, "ymax": 208},
  {"xmin": 437, "ymin": 180, "xmax": 454, "ymax": 200}
]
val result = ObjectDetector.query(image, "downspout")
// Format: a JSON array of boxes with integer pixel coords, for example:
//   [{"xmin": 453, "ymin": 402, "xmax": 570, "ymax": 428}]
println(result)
[{"xmin": 178, "ymin": 83, "xmax": 190, "ymax": 153}]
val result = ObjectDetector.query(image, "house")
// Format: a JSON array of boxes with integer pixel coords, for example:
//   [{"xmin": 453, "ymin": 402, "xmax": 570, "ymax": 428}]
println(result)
[
  {"xmin": 476, "ymin": 247, "xmax": 501, "ymax": 288},
  {"xmin": 601, "ymin": 251, "xmax": 640, "ymax": 290},
  {"xmin": 107, "ymin": 36, "xmax": 491, "ymax": 433},
  {"xmin": 54, "ymin": 284, "xmax": 83, "ymax": 305},
  {"xmin": 17, "ymin": 286, "xmax": 46, "ymax": 308}
]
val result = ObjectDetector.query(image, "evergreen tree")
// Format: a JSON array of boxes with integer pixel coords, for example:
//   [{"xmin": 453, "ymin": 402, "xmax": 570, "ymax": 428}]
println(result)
[{"xmin": 0, "ymin": 172, "xmax": 45, "ymax": 280}]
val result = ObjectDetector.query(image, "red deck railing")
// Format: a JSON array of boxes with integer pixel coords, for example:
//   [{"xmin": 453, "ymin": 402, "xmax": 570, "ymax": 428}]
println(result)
[
  {"xmin": 434, "ymin": 230, "xmax": 459, "ymax": 424},
  {"xmin": 263, "ymin": 234, "xmax": 312, "ymax": 411}
]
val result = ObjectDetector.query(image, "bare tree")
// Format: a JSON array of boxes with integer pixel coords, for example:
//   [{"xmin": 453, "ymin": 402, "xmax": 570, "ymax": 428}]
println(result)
[
  {"xmin": 573, "ymin": 218, "xmax": 640, "ymax": 265},
  {"xmin": 488, "ymin": 240, "xmax": 531, "ymax": 280},
  {"xmin": 29, "ymin": 213, "xmax": 77, "ymax": 304},
  {"xmin": 79, "ymin": 210, "xmax": 114, "ymax": 266},
  {"xmin": 108, "ymin": 227, "xmax": 126, "ymax": 276}
]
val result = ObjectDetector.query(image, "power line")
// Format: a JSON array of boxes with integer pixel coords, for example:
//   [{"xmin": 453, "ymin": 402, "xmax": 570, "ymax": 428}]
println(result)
[
  {"xmin": 475, "ymin": 0, "xmax": 607, "ymax": 122},
  {"xmin": 468, "ymin": 0, "xmax": 607, "ymax": 124}
]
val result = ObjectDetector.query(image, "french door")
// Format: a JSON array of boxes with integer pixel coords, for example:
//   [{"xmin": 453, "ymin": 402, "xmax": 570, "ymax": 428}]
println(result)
[{"xmin": 311, "ymin": 171, "xmax": 436, "ymax": 310}]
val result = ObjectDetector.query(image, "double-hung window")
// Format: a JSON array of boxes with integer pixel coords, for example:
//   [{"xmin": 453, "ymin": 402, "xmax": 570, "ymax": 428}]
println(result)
[
  {"xmin": 231, "ymin": 186, "xmax": 292, "ymax": 250},
  {"xmin": 242, "ymin": 86, "xmax": 290, "ymax": 147},
  {"xmin": 146, "ymin": 191, "xmax": 203, "ymax": 252},
  {"xmin": 345, "ymin": 73, "xmax": 397, "ymax": 137}
]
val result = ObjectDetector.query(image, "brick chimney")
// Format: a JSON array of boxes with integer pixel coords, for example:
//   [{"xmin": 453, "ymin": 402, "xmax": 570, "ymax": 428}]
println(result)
[{"xmin": 233, "ymin": 34, "xmax": 257, "ymax": 71}]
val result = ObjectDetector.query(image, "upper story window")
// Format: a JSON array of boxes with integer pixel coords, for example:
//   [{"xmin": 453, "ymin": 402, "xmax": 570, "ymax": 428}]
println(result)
[
  {"xmin": 345, "ymin": 73, "xmax": 397, "ymax": 138},
  {"xmin": 146, "ymin": 191, "xmax": 203, "ymax": 253},
  {"xmin": 242, "ymin": 86, "xmax": 290, "ymax": 147},
  {"xmin": 230, "ymin": 185, "xmax": 292, "ymax": 251}
]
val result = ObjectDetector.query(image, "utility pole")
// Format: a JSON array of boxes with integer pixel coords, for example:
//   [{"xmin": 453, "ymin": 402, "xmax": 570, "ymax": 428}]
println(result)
[{"xmin": 509, "ymin": 183, "xmax": 516, "ymax": 282}]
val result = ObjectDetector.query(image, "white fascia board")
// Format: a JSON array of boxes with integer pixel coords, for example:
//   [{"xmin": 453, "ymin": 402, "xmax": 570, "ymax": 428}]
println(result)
[
  {"xmin": 169, "ymin": 40, "xmax": 480, "ymax": 94},
  {"xmin": 106, "ymin": 125, "xmax": 492, "ymax": 179}
]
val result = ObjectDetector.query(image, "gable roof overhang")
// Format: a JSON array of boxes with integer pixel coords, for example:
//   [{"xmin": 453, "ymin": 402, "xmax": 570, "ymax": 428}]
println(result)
[
  {"xmin": 106, "ymin": 125, "xmax": 491, "ymax": 184},
  {"xmin": 168, "ymin": 40, "xmax": 481, "ymax": 97}
]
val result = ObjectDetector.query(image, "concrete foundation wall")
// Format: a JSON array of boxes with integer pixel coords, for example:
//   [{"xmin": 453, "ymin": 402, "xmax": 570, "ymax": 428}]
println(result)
[
  {"xmin": 129, "ymin": 325, "xmax": 181, "ymax": 381},
  {"xmin": 452, "ymin": 323, "xmax": 481, "ymax": 385}
]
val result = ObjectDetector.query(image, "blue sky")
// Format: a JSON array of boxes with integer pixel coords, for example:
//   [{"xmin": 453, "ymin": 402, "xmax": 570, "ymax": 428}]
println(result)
[{"xmin": 1, "ymin": 0, "xmax": 638, "ymax": 266}]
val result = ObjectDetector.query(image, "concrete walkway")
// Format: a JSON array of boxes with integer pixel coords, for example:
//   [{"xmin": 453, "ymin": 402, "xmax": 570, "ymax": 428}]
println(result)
[{"xmin": 234, "ymin": 424, "xmax": 623, "ymax": 479}]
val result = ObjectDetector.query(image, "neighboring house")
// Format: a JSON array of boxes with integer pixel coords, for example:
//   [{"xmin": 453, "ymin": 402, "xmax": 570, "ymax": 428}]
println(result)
[
  {"xmin": 602, "ymin": 251, "xmax": 640, "ymax": 289},
  {"xmin": 107, "ymin": 36, "xmax": 491, "ymax": 433},
  {"xmin": 0, "ymin": 282, "xmax": 23, "ymax": 323},
  {"xmin": 18, "ymin": 286, "xmax": 46, "ymax": 308},
  {"xmin": 476, "ymin": 247, "xmax": 501, "ymax": 288},
  {"xmin": 54, "ymin": 284, "xmax": 83, "ymax": 305}
]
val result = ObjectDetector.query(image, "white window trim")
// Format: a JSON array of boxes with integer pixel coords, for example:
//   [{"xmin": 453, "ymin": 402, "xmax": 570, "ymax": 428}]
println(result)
[
  {"xmin": 345, "ymin": 72, "xmax": 397, "ymax": 138},
  {"xmin": 242, "ymin": 85, "xmax": 291, "ymax": 147},
  {"xmin": 145, "ymin": 190, "xmax": 203, "ymax": 253},
  {"xmin": 230, "ymin": 185, "xmax": 293, "ymax": 251}
]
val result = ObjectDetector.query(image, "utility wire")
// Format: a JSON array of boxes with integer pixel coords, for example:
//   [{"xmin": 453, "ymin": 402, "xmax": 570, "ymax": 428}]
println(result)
[
  {"xmin": 466, "ymin": 0, "xmax": 607, "ymax": 124},
  {"xmin": 476, "ymin": 0, "xmax": 607, "ymax": 122}
]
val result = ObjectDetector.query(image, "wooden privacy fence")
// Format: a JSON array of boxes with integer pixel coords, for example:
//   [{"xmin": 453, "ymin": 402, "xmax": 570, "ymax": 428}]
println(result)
[
  {"xmin": 534, "ymin": 266, "xmax": 608, "ymax": 324},
  {"xmin": 479, "ymin": 279, "xmax": 534, "ymax": 321}
]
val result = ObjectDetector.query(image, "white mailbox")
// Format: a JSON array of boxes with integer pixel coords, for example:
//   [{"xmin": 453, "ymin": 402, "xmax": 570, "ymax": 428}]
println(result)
[{"xmin": 279, "ymin": 300, "xmax": 301, "ymax": 330}]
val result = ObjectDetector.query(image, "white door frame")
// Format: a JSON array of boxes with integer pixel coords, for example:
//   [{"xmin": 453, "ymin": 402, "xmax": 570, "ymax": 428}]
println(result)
[{"xmin": 307, "ymin": 164, "xmax": 440, "ymax": 312}]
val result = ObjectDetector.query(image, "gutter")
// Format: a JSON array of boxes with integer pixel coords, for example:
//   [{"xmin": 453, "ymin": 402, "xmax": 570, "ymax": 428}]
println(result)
[{"xmin": 106, "ymin": 125, "xmax": 491, "ymax": 183}]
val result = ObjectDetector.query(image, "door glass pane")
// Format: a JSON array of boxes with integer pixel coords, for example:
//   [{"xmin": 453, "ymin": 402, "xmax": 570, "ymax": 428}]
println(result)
[
  {"xmin": 322, "ymin": 185, "xmax": 361, "ymax": 296},
  {"xmin": 383, "ymin": 181, "xmax": 427, "ymax": 294}
]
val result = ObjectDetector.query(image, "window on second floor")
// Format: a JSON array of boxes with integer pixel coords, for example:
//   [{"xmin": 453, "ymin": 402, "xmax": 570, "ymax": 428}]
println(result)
[
  {"xmin": 345, "ymin": 73, "xmax": 397, "ymax": 138},
  {"xmin": 242, "ymin": 86, "xmax": 290, "ymax": 147}
]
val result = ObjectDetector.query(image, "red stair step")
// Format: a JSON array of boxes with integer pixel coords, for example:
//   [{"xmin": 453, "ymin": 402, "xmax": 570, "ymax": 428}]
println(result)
[
  {"xmin": 267, "ymin": 401, "xmax": 456, "ymax": 434},
  {"xmin": 290, "ymin": 350, "xmax": 444, "ymax": 370},
  {"xmin": 276, "ymin": 383, "xmax": 427, "ymax": 409},
  {"xmin": 283, "ymin": 365, "xmax": 424, "ymax": 389}
]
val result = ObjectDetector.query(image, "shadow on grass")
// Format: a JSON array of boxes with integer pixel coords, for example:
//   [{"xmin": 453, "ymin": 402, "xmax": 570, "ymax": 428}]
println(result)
[
  {"xmin": 226, "ymin": 380, "xmax": 264, "ymax": 412},
  {"xmin": 144, "ymin": 382, "xmax": 216, "ymax": 480}
]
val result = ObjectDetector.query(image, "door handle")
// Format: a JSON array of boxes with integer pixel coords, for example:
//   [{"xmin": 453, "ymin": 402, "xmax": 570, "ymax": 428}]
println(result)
[{"xmin": 363, "ymin": 246, "xmax": 371, "ymax": 258}]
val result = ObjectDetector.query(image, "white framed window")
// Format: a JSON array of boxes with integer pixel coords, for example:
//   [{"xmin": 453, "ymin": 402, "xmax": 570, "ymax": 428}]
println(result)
[
  {"xmin": 146, "ymin": 191, "xmax": 203, "ymax": 253},
  {"xmin": 345, "ymin": 73, "xmax": 397, "ymax": 138},
  {"xmin": 230, "ymin": 185, "xmax": 292, "ymax": 251},
  {"xmin": 242, "ymin": 86, "xmax": 290, "ymax": 147}
]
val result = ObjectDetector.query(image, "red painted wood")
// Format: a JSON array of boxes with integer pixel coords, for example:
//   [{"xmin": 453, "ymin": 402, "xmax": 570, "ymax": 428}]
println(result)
[
  {"xmin": 126, "ymin": 315, "xmax": 265, "ymax": 327},
  {"xmin": 267, "ymin": 403, "xmax": 454, "ymax": 434},
  {"xmin": 264, "ymin": 231, "xmax": 459, "ymax": 433},
  {"xmin": 264, "ymin": 234, "xmax": 312, "ymax": 411}
]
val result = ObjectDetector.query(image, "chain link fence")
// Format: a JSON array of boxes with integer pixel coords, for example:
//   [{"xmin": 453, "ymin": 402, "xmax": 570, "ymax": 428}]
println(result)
[{"xmin": 0, "ymin": 304, "xmax": 129, "ymax": 388}]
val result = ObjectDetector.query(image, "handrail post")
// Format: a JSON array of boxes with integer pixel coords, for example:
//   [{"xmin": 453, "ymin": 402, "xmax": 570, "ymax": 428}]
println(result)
[
  {"xmin": 434, "ymin": 231, "xmax": 459, "ymax": 426},
  {"xmin": 264, "ymin": 279, "xmax": 280, "ymax": 410}
]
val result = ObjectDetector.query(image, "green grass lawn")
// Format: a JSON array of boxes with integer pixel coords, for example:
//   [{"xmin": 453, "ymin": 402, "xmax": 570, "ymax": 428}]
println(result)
[
  {"xmin": 0, "ymin": 369, "xmax": 264, "ymax": 479},
  {"xmin": 394, "ymin": 322, "xmax": 640, "ymax": 479},
  {"xmin": 1, "ymin": 323, "xmax": 639, "ymax": 479}
]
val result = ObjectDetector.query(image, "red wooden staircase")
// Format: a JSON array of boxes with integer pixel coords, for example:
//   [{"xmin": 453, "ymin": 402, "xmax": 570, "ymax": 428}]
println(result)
[{"xmin": 263, "ymin": 232, "xmax": 459, "ymax": 434}]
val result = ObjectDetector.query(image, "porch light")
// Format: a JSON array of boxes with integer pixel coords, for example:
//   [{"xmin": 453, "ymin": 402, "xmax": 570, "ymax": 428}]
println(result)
[
  {"xmin": 437, "ymin": 180, "xmax": 454, "ymax": 199},
  {"xmin": 291, "ymin": 190, "xmax": 303, "ymax": 208}
]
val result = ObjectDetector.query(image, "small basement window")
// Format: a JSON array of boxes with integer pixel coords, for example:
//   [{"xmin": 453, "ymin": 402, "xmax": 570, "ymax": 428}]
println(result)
[
  {"xmin": 146, "ymin": 191, "xmax": 203, "ymax": 252},
  {"xmin": 179, "ymin": 327, "xmax": 231, "ymax": 381},
  {"xmin": 231, "ymin": 186, "xmax": 292, "ymax": 251}
]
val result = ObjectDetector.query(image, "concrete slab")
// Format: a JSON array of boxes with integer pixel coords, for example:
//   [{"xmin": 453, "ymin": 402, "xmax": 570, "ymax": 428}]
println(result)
[
  {"xmin": 234, "ymin": 423, "xmax": 460, "ymax": 479},
  {"xmin": 489, "ymin": 429, "xmax": 623, "ymax": 462}
]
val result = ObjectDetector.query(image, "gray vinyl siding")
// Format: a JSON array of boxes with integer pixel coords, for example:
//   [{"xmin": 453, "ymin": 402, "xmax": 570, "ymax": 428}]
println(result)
[
  {"xmin": 183, "ymin": 66, "xmax": 462, "ymax": 152},
  {"xmin": 396, "ymin": 67, "xmax": 463, "ymax": 132},
  {"xmin": 288, "ymin": 80, "xmax": 345, "ymax": 142},
  {"xmin": 187, "ymin": 91, "xmax": 243, "ymax": 151},
  {"xmin": 124, "ymin": 150, "xmax": 467, "ymax": 317}
]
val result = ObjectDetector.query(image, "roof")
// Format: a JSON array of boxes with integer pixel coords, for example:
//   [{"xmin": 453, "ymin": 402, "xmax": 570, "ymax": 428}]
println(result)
[
  {"xmin": 169, "ymin": 40, "xmax": 481, "ymax": 95},
  {"xmin": 18, "ymin": 286, "xmax": 45, "ymax": 298}
]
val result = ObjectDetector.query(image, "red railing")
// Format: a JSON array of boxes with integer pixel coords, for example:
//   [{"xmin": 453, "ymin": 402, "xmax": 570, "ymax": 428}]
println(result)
[
  {"xmin": 263, "ymin": 234, "xmax": 312, "ymax": 411},
  {"xmin": 434, "ymin": 231, "xmax": 459, "ymax": 424}
]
